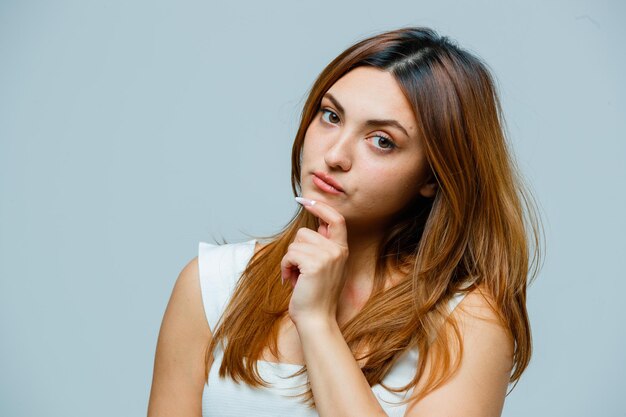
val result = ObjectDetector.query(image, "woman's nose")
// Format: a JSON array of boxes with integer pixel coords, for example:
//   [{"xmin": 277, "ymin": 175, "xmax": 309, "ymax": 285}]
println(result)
[{"xmin": 324, "ymin": 133, "xmax": 353, "ymax": 171}]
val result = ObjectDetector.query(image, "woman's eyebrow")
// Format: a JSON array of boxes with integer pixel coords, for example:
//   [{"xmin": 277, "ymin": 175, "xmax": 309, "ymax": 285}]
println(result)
[{"xmin": 323, "ymin": 92, "xmax": 410, "ymax": 138}]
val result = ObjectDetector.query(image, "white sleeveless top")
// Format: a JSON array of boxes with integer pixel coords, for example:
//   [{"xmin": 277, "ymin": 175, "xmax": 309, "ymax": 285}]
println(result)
[{"xmin": 198, "ymin": 239, "xmax": 468, "ymax": 417}]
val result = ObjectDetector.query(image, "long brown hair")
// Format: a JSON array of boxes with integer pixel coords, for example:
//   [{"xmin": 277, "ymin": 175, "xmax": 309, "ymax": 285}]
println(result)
[{"xmin": 205, "ymin": 26, "xmax": 544, "ymax": 409}]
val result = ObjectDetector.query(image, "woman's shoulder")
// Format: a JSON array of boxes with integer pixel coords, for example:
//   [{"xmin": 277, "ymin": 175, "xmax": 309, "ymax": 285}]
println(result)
[
  {"xmin": 451, "ymin": 284, "xmax": 512, "ymax": 346},
  {"xmin": 197, "ymin": 239, "xmax": 254, "ymax": 269},
  {"xmin": 195, "ymin": 238, "xmax": 264, "ymax": 330},
  {"xmin": 198, "ymin": 238, "xmax": 262, "ymax": 254},
  {"xmin": 404, "ymin": 284, "xmax": 514, "ymax": 416}
]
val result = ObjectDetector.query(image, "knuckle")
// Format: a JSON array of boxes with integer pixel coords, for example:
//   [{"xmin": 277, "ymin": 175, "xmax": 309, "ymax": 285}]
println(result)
[{"xmin": 333, "ymin": 246, "xmax": 347, "ymax": 260}]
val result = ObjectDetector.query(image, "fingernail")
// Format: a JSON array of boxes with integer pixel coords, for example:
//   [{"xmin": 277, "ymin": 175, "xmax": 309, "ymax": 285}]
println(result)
[{"xmin": 295, "ymin": 196, "xmax": 316, "ymax": 206}]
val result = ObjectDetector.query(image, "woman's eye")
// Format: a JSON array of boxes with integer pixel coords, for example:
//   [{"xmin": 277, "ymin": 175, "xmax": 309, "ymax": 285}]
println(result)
[
  {"xmin": 320, "ymin": 108, "xmax": 340, "ymax": 124},
  {"xmin": 371, "ymin": 135, "xmax": 397, "ymax": 152}
]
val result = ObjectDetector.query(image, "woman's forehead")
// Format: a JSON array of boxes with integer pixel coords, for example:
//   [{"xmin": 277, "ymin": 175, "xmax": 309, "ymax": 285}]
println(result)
[{"xmin": 324, "ymin": 67, "xmax": 418, "ymax": 138}]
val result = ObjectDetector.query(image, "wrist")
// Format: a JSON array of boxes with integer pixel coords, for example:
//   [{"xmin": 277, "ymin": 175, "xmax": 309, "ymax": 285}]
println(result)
[{"xmin": 292, "ymin": 313, "xmax": 337, "ymax": 332}]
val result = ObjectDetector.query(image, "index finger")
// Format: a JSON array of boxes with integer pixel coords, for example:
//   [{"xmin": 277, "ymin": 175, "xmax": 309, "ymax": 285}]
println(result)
[{"xmin": 295, "ymin": 196, "xmax": 348, "ymax": 248}]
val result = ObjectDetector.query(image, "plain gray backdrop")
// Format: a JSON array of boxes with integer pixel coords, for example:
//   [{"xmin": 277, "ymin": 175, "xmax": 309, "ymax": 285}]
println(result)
[{"xmin": 1, "ymin": 0, "xmax": 624, "ymax": 416}]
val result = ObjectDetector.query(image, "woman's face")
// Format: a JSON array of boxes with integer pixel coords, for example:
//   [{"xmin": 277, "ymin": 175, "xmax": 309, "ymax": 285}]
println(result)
[{"xmin": 301, "ymin": 66, "xmax": 436, "ymax": 229}]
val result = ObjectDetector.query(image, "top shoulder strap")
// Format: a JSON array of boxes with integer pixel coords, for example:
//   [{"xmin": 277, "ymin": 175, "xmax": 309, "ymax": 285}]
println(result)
[{"xmin": 197, "ymin": 239, "xmax": 257, "ymax": 333}]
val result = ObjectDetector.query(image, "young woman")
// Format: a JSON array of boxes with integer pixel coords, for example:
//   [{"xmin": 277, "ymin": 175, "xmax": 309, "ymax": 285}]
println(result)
[{"xmin": 148, "ymin": 26, "xmax": 543, "ymax": 417}]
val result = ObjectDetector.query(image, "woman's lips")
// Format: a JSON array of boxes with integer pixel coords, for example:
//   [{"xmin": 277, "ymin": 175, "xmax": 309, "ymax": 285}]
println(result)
[{"xmin": 312, "ymin": 174, "xmax": 344, "ymax": 195}]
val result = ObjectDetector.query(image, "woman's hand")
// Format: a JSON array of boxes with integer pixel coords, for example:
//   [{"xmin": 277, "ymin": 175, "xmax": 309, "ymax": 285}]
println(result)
[{"xmin": 281, "ymin": 196, "xmax": 349, "ymax": 326}]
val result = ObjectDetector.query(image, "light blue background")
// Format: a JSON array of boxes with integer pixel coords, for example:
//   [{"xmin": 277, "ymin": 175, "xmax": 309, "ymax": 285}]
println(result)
[{"xmin": 1, "ymin": 1, "xmax": 624, "ymax": 416}]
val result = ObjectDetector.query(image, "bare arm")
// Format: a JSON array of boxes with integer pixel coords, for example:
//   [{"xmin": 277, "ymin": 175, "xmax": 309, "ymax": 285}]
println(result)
[{"xmin": 147, "ymin": 256, "xmax": 211, "ymax": 417}]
